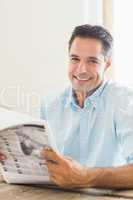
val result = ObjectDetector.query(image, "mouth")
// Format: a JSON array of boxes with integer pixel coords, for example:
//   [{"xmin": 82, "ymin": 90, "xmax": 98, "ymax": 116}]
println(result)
[{"xmin": 74, "ymin": 75, "xmax": 92, "ymax": 82}]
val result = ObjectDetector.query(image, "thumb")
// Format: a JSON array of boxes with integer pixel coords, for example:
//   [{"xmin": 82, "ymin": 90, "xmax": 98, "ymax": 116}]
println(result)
[{"xmin": 41, "ymin": 147, "xmax": 63, "ymax": 163}]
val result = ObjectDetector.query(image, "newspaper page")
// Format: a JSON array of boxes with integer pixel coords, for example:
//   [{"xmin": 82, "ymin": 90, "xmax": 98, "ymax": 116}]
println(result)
[{"xmin": 0, "ymin": 108, "xmax": 56, "ymax": 184}]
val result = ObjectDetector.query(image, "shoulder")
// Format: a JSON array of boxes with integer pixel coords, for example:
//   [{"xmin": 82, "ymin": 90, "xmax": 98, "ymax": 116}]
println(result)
[
  {"xmin": 103, "ymin": 81, "xmax": 133, "ymax": 108},
  {"xmin": 107, "ymin": 81, "xmax": 133, "ymax": 94},
  {"xmin": 105, "ymin": 81, "xmax": 133, "ymax": 97}
]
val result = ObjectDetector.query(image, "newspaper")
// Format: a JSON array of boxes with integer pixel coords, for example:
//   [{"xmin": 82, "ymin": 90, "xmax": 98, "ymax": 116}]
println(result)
[{"xmin": 0, "ymin": 108, "xmax": 57, "ymax": 184}]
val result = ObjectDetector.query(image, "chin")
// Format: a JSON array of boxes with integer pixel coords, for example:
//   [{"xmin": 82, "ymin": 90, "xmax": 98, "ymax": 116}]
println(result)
[
  {"xmin": 73, "ymin": 82, "xmax": 100, "ymax": 94},
  {"xmin": 73, "ymin": 84, "xmax": 91, "ymax": 92}
]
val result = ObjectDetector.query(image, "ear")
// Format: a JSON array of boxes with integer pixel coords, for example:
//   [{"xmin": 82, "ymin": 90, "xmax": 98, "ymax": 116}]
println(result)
[{"xmin": 105, "ymin": 57, "xmax": 112, "ymax": 71}]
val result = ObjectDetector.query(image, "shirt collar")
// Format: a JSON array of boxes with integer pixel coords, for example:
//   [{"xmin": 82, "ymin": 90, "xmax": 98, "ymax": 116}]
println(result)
[{"xmin": 65, "ymin": 79, "xmax": 108, "ymax": 109}]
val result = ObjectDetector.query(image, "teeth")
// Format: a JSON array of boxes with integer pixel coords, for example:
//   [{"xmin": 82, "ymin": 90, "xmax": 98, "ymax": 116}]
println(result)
[{"xmin": 76, "ymin": 76, "xmax": 89, "ymax": 81}]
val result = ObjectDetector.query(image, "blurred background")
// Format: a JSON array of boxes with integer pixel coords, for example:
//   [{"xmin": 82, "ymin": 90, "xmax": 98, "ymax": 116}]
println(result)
[{"xmin": 0, "ymin": 0, "xmax": 131, "ymax": 116}]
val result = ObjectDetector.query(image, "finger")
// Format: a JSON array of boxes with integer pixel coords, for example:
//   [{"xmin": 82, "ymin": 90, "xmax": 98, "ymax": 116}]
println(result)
[
  {"xmin": 45, "ymin": 160, "xmax": 60, "ymax": 174},
  {"xmin": 50, "ymin": 175, "xmax": 59, "ymax": 185},
  {"xmin": 0, "ymin": 152, "xmax": 6, "ymax": 161},
  {"xmin": 41, "ymin": 148, "xmax": 64, "ymax": 164},
  {"xmin": 45, "ymin": 158, "xmax": 58, "ymax": 165},
  {"xmin": 49, "ymin": 174, "xmax": 57, "ymax": 182},
  {"xmin": 64, "ymin": 156, "xmax": 73, "ymax": 161},
  {"xmin": 50, "ymin": 175, "xmax": 71, "ymax": 189},
  {"xmin": 50, "ymin": 174, "xmax": 65, "ymax": 187}
]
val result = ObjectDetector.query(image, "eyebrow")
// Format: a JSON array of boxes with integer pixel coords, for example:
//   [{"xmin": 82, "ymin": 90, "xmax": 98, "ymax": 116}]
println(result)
[
  {"xmin": 88, "ymin": 56, "xmax": 101, "ymax": 61},
  {"xmin": 69, "ymin": 54, "xmax": 79, "ymax": 58},
  {"xmin": 69, "ymin": 54, "xmax": 101, "ymax": 61}
]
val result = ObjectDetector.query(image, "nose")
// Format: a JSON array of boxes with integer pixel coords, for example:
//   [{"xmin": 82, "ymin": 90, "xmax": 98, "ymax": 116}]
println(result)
[{"xmin": 77, "ymin": 61, "xmax": 88, "ymax": 73}]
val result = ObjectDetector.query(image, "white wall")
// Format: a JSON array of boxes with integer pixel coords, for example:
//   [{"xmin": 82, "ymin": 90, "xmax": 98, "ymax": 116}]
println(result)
[
  {"xmin": 0, "ymin": 0, "xmax": 102, "ymax": 117},
  {"xmin": 83, "ymin": 0, "xmax": 103, "ymax": 24}
]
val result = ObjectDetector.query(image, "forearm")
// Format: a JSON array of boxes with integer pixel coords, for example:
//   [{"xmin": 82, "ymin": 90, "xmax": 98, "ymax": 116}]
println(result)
[
  {"xmin": 87, "ymin": 164, "xmax": 133, "ymax": 189},
  {"xmin": 43, "ymin": 148, "xmax": 133, "ymax": 189}
]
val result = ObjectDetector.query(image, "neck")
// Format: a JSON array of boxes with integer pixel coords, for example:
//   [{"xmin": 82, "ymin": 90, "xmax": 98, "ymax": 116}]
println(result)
[
  {"xmin": 74, "ymin": 91, "xmax": 87, "ymax": 108},
  {"xmin": 74, "ymin": 82, "xmax": 103, "ymax": 108}
]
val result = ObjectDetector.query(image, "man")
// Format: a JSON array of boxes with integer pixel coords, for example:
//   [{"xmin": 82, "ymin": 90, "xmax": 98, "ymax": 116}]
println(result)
[{"xmin": 40, "ymin": 24, "xmax": 133, "ymax": 189}]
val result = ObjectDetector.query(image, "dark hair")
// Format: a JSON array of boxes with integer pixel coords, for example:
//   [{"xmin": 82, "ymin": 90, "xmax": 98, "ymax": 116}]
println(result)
[{"xmin": 69, "ymin": 24, "xmax": 113, "ymax": 59}]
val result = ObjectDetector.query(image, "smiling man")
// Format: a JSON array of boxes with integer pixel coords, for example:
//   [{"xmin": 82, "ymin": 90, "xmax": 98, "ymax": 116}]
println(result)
[
  {"xmin": 41, "ymin": 25, "xmax": 133, "ymax": 189},
  {"xmin": 68, "ymin": 34, "xmax": 111, "ymax": 108}
]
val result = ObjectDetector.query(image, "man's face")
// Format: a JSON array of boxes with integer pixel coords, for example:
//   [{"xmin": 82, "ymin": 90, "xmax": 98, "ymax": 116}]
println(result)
[{"xmin": 68, "ymin": 37, "xmax": 110, "ymax": 95}]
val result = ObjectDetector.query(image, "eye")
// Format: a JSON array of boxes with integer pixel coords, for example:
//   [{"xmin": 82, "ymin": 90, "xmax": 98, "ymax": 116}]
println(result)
[
  {"xmin": 87, "ymin": 60, "xmax": 99, "ymax": 64},
  {"xmin": 70, "ymin": 57, "xmax": 80, "ymax": 63}
]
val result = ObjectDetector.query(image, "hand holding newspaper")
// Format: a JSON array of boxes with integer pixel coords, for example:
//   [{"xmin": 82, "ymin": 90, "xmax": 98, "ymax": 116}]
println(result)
[{"xmin": 0, "ymin": 107, "xmax": 57, "ymax": 185}]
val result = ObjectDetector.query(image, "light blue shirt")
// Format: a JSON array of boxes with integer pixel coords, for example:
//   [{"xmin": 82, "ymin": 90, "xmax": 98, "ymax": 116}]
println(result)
[{"xmin": 40, "ymin": 80, "xmax": 133, "ymax": 167}]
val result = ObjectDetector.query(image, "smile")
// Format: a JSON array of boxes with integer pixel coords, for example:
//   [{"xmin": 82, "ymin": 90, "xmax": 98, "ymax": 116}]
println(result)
[{"xmin": 74, "ymin": 76, "xmax": 92, "ymax": 81}]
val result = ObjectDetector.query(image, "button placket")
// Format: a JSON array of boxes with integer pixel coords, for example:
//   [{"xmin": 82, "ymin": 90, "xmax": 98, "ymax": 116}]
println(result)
[{"xmin": 79, "ymin": 105, "xmax": 93, "ymax": 164}]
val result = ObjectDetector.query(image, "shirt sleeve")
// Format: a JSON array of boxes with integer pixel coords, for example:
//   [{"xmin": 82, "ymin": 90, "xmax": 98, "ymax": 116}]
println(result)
[{"xmin": 115, "ymin": 91, "xmax": 133, "ymax": 164}]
